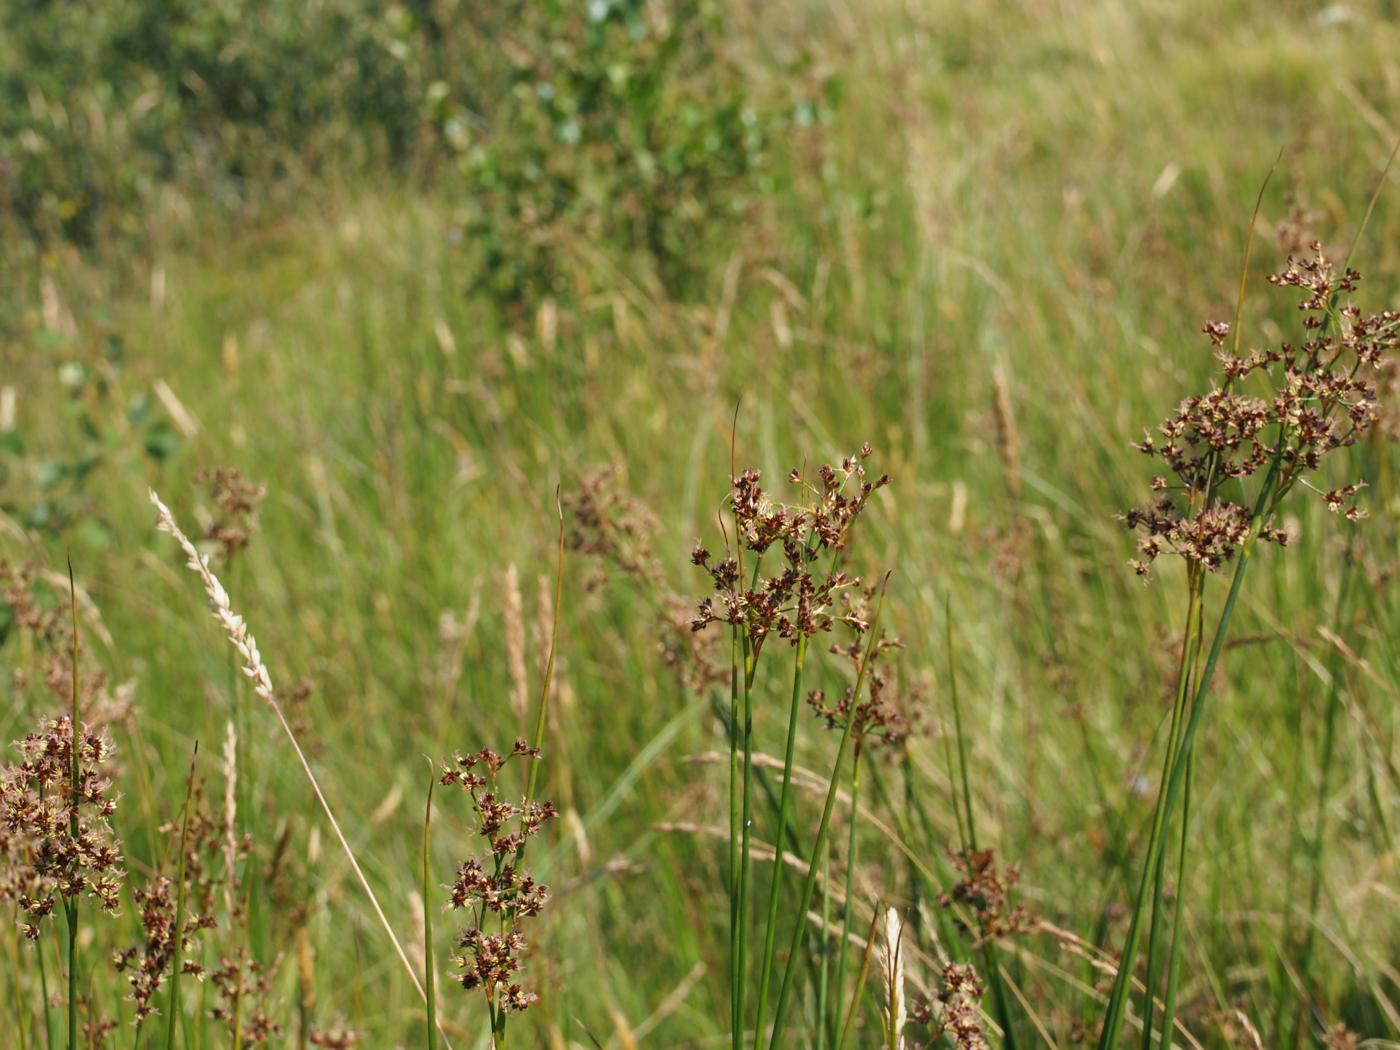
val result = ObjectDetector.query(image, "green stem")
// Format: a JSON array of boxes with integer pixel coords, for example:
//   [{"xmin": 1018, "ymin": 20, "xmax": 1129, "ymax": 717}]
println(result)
[
  {"xmin": 737, "ymin": 629, "xmax": 755, "ymax": 1044},
  {"xmin": 37, "ymin": 910, "xmax": 54, "ymax": 1050},
  {"xmin": 768, "ymin": 581, "xmax": 888, "ymax": 1049},
  {"xmin": 1098, "ymin": 542, "xmax": 1255, "ymax": 1050},
  {"xmin": 1138, "ymin": 577, "xmax": 1203, "ymax": 1049},
  {"xmin": 729, "ymin": 625, "xmax": 743, "ymax": 1048},
  {"xmin": 816, "ymin": 837, "xmax": 832, "ymax": 1050},
  {"xmin": 1290, "ymin": 562, "xmax": 1356, "ymax": 1048},
  {"xmin": 830, "ymin": 747, "xmax": 862, "ymax": 1044},
  {"xmin": 10, "ymin": 919, "xmax": 28, "ymax": 1050},
  {"xmin": 66, "ymin": 563, "xmax": 80, "ymax": 1050},
  {"xmin": 835, "ymin": 912, "xmax": 880, "ymax": 1050},
  {"xmin": 165, "ymin": 745, "xmax": 199, "ymax": 1050},
  {"xmin": 424, "ymin": 776, "xmax": 438, "ymax": 1050},
  {"xmin": 1158, "ymin": 747, "xmax": 1194, "ymax": 1048},
  {"xmin": 753, "ymin": 635, "xmax": 808, "ymax": 1043}
]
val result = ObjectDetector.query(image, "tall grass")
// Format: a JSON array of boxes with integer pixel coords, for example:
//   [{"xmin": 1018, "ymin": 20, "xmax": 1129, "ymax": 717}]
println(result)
[{"xmin": 2, "ymin": 2, "xmax": 1400, "ymax": 1045}]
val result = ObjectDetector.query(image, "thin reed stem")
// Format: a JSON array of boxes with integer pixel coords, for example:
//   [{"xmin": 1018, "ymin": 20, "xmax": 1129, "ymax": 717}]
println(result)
[
  {"xmin": 148, "ymin": 490, "xmax": 455, "ymax": 1050},
  {"xmin": 1098, "ymin": 535, "xmax": 1258, "ymax": 1050},
  {"xmin": 767, "ymin": 577, "xmax": 888, "ymax": 1049},
  {"xmin": 736, "ymin": 628, "xmax": 755, "ymax": 1045},
  {"xmin": 1138, "ymin": 576, "xmax": 1203, "ymax": 1049},
  {"xmin": 946, "ymin": 600, "xmax": 1018, "ymax": 1049},
  {"xmin": 753, "ymin": 634, "xmax": 807, "ymax": 1042},
  {"xmin": 65, "ymin": 562, "xmax": 81, "ymax": 1050},
  {"xmin": 1158, "ymin": 747, "xmax": 1193, "ymax": 1048},
  {"xmin": 835, "ymin": 911, "xmax": 880, "ymax": 1050},
  {"xmin": 816, "ymin": 836, "xmax": 832, "ymax": 1050},
  {"xmin": 165, "ymin": 746, "xmax": 199, "ymax": 1050},
  {"xmin": 10, "ymin": 915, "xmax": 29, "ymax": 1050},
  {"xmin": 830, "ymin": 744, "xmax": 861, "ymax": 1044},
  {"xmin": 1290, "ymin": 561, "xmax": 1355, "ymax": 1048},
  {"xmin": 423, "ymin": 774, "xmax": 438, "ymax": 1050},
  {"xmin": 729, "ymin": 623, "xmax": 742, "ymax": 1049}
]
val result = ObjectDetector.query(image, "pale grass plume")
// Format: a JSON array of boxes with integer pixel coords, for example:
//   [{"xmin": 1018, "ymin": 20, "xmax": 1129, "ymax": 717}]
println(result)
[
  {"xmin": 148, "ymin": 487, "xmax": 453, "ymax": 1048},
  {"xmin": 222, "ymin": 719, "xmax": 238, "ymax": 914},
  {"xmin": 991, "ymin": 359, "xmax": 1021, "ymax": 501},
  {"xmin": 881, "ymin": 907, "xmax": 907, "ymax": 1050}
]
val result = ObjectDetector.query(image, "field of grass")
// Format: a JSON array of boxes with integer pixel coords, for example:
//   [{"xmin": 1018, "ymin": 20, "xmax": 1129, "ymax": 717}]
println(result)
[{"xmin": 4, "ymin": 1, "xmax": 1400, "ymax": 1047}]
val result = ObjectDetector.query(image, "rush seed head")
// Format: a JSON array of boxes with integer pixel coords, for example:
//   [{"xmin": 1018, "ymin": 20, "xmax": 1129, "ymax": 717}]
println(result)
[{"xmin": 1124, "ymin": 246, "xmax": 1397, "ymax": 578}]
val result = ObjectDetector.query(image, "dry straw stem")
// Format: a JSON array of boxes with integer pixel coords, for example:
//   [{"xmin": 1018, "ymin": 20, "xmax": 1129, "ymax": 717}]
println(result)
[{"xmin": 148, "ymin": 488, "xmax": 454, "ymax": 1049}]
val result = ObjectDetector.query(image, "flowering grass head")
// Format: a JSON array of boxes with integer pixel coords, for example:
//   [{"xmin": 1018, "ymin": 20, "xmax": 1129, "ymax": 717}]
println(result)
[{"xmin": 1124, "ymin": 245, "xmax": 1397, "ymax": 577}]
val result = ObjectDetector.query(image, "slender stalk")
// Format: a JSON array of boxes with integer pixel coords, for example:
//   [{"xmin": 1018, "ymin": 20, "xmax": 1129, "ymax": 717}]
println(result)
[
  {"xmin": 165, "ymin": 745, "xmax": 199, "ymax": 1050},
  {"xmin": 38, "ymin": 922, "xmax": 55, "ymax": 1050},
  {"xmin": 1158, "ymin": 583, "xmax": 1207, "ymax": 1049},
  {"xmin": 149, "ymin": 490, "xmax": 457, "ymax": 1049},
  {"xmin": 753, "ymin": 634, "xmax": 808, "ymax": 1042},
  {"xmin": 729, "ymin": 623, "xmax": 743, "ymax": 1048},
  {"xmin": 830, "ymin": 745, "xmax": 862, "ymax": 1042},
  {"xmin": 768, "ymin": 578, "xmax": 888, "ymax": 1049},
  {"xmin": 946, "ymin": 600, "xmax": 1018, "ymax": 1049},
  {"xmin": 816, "ymin": 836, "xmax": 832, "ymax": 1050},
  {"xmin": 65, "ymin": 562, "xmax": 80, "ymax": 1050},
  {"xmin": 1158, "ymin": 748, "xmax": 1194, "ymax": 1048},
  {"xmin": 736, "ymin": 628, "xmax": 755, "ymax": 1044},
  {"xmin": 1138, "ymin": 577, "xmax": 1203, "ymax": 1049},
  {"xmin": 424, "ymin": 775, "xmax": 438, "ymax": 1050},
  {"xmin": 1098, "ymin": 540, "xmax": 1257, "ymax": 1050},
  {"xmin": 11, "ymin": 917, "xmax": 29, "ymax": 1050},
  {"xmin": 835, "ymin": 911, "xmax": 880, "ymax": 1050}
]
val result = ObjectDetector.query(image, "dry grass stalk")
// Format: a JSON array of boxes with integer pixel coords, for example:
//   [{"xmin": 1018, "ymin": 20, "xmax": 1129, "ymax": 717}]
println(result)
[{"xmin": 147, "ymin": 488, "xmax": 450, "ymax": 1046}]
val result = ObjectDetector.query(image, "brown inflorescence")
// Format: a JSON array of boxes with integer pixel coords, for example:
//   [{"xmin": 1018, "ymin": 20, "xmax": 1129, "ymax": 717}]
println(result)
[
  {"xmin": 938, "ymin": 847, "xmax": 1032, "ymax": 947},
  {"xmin": 1, "ymin": 562, "xmax": 134, "ymax": 726},
  {"xmin": 564, "ymin": 467, "xmax": 728, "ymax": 695},
  {"xmin": 690, "ymin": 445, "xmax": 889, "ymax": 654},
  {"xmin": 0, "ymin": 714, "xmax": 124, "ymax": 939},
  {"xmin": 440, "ymin": 737, "xmax": 557, "ymax": 1014},
  {"xmin": 807, "ymin": 619, "xmax": 915, "ymax": 751},
  {"xmin": 114, "ymin": 778, "xmax": 224, "ymax": 1022},
  {"xmin": 911, "ymin": 961, "xmax": 989, "ymax": 1050},
  {"xmin": 1123, "ymin": 245, "xmax": 1397, "ymax": 578},
  {"xmin": 195, "ymin": 466, "xmax": 266, "ymax": 565}
]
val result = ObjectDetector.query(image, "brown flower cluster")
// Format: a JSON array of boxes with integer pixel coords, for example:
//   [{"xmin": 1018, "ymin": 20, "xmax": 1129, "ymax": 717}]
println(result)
[
  {"xmin": 112, "ymin": 875, "xmax": 211, "ymax": 1021},
  {"xmin": 1124, "ymin": 246, "xmax": 1396, "ymax": 577},
  {"xmin": 440, "ymin": 739, "xmax": 557, "ymax": 1013},
  {"xmin": 807, "ymin": 622, "xmax": 914, "ymax": 751},
  {"xmin": 938, "ymin": 847, "xmax": 1031, "ymax": 947},
  {"xmin": 113, "ymin": 780, "xmax": 224, "ymax": 1022},
  {"xmin": 210, "ymin": 954, "xmax": 282, "ymax": 1043},
  {"xmin": 1, "ymin": 562, "xmax": 133, "ymax": 725},
  {"xmin": 196, "ymin": 466, "xmax": 266, "ymax": 565},
  {"xmin": 0, "ymin": 715, "xmax": 124, "ymax": 938},
  {"xmin": 911, "ymin": 962, "xmax": 989, "ymax": 1050},
  {"xmin": 564, "ymin": 468, "xmax": 727, "ymax": 695},
  {"xmin": 563, "ymin": 465, "xmax": 666, "ymax": 591},
  {"xmin": 690, "ymin": 446, "xmax": 888, "ymax": 652}
]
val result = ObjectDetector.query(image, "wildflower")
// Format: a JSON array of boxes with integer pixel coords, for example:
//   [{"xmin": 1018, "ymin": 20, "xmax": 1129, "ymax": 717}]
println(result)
[
  {"xmin": 113, "ymin": 780, "xmax": 221, "ymax": 1021},
  {"xmin": 0, "ymin": 562, "xmax": 133, "ymax": 726},
  {"xmin": 195, "ymin": 466, "xmax": 265, "ymax": 565},
  {"xmin": 1124, "ymin": 245, "xmax": 1397, "ymax": 578},
  {"xmin": 440, "ymin": 740, "xmax": 556, "ymax": 1014},
  {"xmin": 807, "ymin": 623, "xmax": 916, "ymax": 750},
  {"xmin": 938, "ymin": 847, "xmax": 1032, "ymax": 947},
  {"xmin": 912, "ymin": 962, "xmax": 990, "ymax": 1050},
  {"xmin": 0, "ymin": 715, "xmax": 124, "ymax": 939},
  {"xmin": 690, "ymin": 449, "xmax": 889, "ymax": 655}
]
